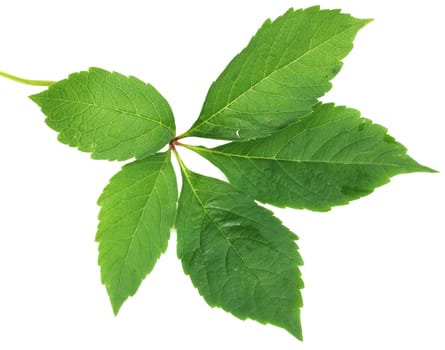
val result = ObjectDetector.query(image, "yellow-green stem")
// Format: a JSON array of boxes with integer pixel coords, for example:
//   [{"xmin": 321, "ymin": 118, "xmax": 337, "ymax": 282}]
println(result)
[{"xmin": 0, "ymin": 70, "xmax": 55, "ymax": 86}]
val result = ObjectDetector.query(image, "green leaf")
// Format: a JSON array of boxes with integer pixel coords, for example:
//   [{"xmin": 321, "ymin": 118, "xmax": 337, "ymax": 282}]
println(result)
[
  {"xmin": 30, "ymin": 67, "xmax": 175, "ymax": 161},
  {"xmin": 97, "ymin": 151, "xmax": 177, "ymax": 314},
  {"xmin": 191, "ymin": 103, "xmax": 435, "ymax": 211},
  {"xmin": 1, "ymin": 4, "xmax": 437, "ymax": 343},
  {"xmin": 183, "ymin": 6, "xmax": 370, "ymax": 141},
  {"xmin": 176, "ymin": 167, "xmax": 304, "ymax": 339}
]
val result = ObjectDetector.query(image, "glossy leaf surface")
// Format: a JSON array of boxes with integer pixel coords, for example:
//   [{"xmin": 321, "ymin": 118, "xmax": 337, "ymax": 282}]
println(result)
[
  {"xmin": 97, "ymin": 151, "xmax": 177, "ymax": 314},
  {"xmin": 184, "ymin": 7, "xmax": 370, "ymax": 141},
  {"xmin": 31, "ymin": 68, "xmax": 175, "ymax": 161},
  {"xmin": 192, "ymin": 104, "xmax": 434, "ymax": 211},
  {"xmin": 176, "ymin": 168, "xmax": 304, "ymax": 339}
]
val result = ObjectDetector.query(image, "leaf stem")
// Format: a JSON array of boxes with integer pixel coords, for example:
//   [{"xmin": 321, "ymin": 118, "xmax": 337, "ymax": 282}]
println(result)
[
  {"xmin": 178, "ymin": 143, "xmax": 197, "ymax": 150},
  {"xmin": 0, "ymin": 70, "xmax": 55, "ymax": 86},
  {"xmin": 171, "ymin": 143, "xmax": 195, "ymax": 188},
  {"xmin": 172, "ymin": 145, "xmax": 187, "ymax": 173},
  {"xmin": 175, "ymin": 131, "xmax": 192, "ymax": 140}
]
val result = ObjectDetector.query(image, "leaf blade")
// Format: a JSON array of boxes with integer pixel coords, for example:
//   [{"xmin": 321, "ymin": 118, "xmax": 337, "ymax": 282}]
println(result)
[
  {"xmin": 30, "ymin": 67, "xmax": 175, "ymax": 161},
  {"xmin": 97, "ymin": 151, "xmax": 177, "ymax": 314},
  {"xmin": 192, "ymin": 103, "xmax": 434, "ymax": 211},
  {"xmin": 176, "ymin": 168, "xmax": 304, "ymax": 339},
  {"xmin": 184, "ymin": 7, "xmax": 370, "ymax": 140}
]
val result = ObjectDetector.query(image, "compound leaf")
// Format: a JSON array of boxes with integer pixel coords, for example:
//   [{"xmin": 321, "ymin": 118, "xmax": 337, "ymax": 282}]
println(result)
[
  {"xmin": 30, "ymin": 67, "xmax": 175, "ymax": 161},
  {"xmin": 97, "ymin": 151, "xmax": 177, "ymax": 314},
  {"xmin": 176, "ymin": 167, "xmax": 304, "ymax": 339},
  {"xmin": 183, "ymin": 6, "xmax": 370, "ymax": 141},
  {"xmin": 0, "ymin": 4, "xmax": 436, "ymax": 343},
  {"xmin": 192, "ymin": 103, "xmax": 435, "ymax": 211}
]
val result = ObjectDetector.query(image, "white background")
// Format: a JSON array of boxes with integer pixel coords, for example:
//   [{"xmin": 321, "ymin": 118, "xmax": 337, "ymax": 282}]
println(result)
[{"xmin": 0, "ymin": 1, "xmax": 444, "ymax": 349}]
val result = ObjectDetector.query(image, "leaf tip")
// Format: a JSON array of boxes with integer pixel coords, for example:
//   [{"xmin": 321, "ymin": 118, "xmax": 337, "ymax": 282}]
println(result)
[
  {"xmin": 28, "ymin": 92, "xmax": 43, "ymax": 105},
  {"xmin": 417, "ymin": 164, "xmax": 439, "ymax": 174},
  {"xmin": 110, "ymin": 295, "xmax": 125, "ymax": 316},
  {"xmin": 283, "ymin": 315, "xmax": 303, "ymax": 341},
  {"xmin": 403, "ymin": 155, "xmax": 438, "ymax": 174},
  {"xmin": 112, "ymin": 305, "xmax": 121, "ymax": 316},
  {"xmin": 361, "ymin": 17, "xmax": 374, "ymax": 27}
]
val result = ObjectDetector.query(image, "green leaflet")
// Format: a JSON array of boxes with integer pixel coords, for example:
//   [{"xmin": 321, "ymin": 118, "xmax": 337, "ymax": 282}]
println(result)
[
  {"xmin": 183, "ymin": 6, "xmax": 370, "ymax": 141},
  {"xmin": 0, "ymin": 5, "xmax": 437, "ymax": 344},
  {"xmin": 97, "ymin": 151, "xmax": 177, "ymax": 314},
  {"xmin": 30, "ymin": 68, "xmax": 175, "ymax": 161},
  {"xmin": 176, "ymin": 165, "xmax": 304, "ymax": 339},
  {"xmin": 190, "ymin": 103, "xmax": 435, "ymax": 211}
]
